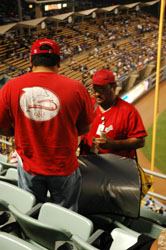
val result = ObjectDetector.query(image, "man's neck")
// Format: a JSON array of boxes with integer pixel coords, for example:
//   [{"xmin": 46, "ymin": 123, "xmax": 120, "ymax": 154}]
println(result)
[
  {"xmin": 32, "ymin": 65, "xmax": 58, "ymax": 73},
  {"xmin": 99, "ymin": 96, "xmax": 117, "ymax": 112}
]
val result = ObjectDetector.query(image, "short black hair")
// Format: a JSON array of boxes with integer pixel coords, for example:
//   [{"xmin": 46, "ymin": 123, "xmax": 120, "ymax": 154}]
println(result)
[
  {"xmin": 31, "ymin": 44, "xmax": 60, "ymax": 67},
  {"xmin": 108, "ymin": 82, "xmax": 117, "ymax": 87}
]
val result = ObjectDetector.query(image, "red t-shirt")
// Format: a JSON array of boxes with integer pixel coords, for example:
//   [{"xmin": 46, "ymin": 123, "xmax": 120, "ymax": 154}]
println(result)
[
  {"xmin": 83, "ymin": 96, "xmax": 147, "ymax": 159},
  {"xmin": 0, "ymin": 72, "xmax": 94, "ymax": 175}
]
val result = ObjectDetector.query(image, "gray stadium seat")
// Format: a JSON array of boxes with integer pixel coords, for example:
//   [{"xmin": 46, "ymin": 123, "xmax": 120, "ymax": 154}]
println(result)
[
  {"xmin": 0, "ymin": 168, "xmax": 18, "ymax": 185},
  {"xmin": 0, "ymin": 180, "xmax": 36, "ymax": 213},
  {"xmin": 0, "ymin": 232, "xmax": 41, "ymax": 250},
  {"xmin": 0, "ymin": 153, "xmax": 17, "ymax": 172},
  {"xmin": 9, "ymin": 202, "xmax": 94, "ymax": 249},
  {"xmin": 140, "ymin": 206, "xmax": 166, "ymax": 227},
  {"xmin": 71, "ymin": 228, "xmax": 140, "ymax": 250}
]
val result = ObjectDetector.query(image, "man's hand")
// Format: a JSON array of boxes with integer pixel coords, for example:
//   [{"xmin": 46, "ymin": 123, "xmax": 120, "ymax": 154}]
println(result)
[
  {"xmin": 94, "ymin": 136, "xmax": 145, "ymax": 151},
  {"xmin": 94, "ymin": 137, "xmax": 113, "ymax": 150}
]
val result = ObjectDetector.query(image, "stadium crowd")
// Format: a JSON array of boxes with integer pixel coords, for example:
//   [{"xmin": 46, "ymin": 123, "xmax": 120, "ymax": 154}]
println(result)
[
  {"xmin": 0, "ymin": 10, "xmax": 166, "ymax": 91},
  {"xmin": 0, "ymin": 2, "xmax": 166, "ymax": 249}
]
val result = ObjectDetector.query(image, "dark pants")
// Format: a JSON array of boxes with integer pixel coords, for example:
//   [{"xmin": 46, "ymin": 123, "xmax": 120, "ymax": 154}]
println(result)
[{"xmin": 17, "ymin": 158, "xmax": 82, "ymax": 212}]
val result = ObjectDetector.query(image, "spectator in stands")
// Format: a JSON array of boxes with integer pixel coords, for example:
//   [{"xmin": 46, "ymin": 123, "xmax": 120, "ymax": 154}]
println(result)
[
  {"xmin": 163, "ymin": 209, "xmax": 166, "ymax": 216},
  {"xmin": 145, "ymin": 197, "xmax": 153, "ymax": 207},
  {"xmin": 158, "ymin": 206, "xmax": 164, "ymax": 215},
  {"xmin": 80, "ymin": 69, "xmax": 147, "ymax": 160},
  {"xmin": 0, "ymin": 38, "xmax": 94, "ymax": 211}
]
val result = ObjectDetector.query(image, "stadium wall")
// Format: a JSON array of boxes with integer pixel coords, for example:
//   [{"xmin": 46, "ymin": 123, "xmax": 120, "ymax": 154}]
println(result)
[{"xmin": 121, "ymin": 65, "xmax": 166, "ymax": 104}]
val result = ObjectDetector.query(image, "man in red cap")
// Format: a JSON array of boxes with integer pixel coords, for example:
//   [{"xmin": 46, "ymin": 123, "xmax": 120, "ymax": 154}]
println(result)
[
  {"xmin": 0, "ymin": 38, "xmax": 94, "ymax": 211},
  {"xmin": 80, "ymin": 69, "xmax": 147, "ymax": 159}
]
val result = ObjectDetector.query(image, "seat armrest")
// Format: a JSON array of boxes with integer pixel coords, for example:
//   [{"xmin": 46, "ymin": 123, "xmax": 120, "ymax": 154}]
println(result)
[
  {"xmin": 26, "ymin": 203, "xmax": 43, "ymax": 218},
  {"xmin": 0, "ymin": 200, "xmax": 9, "ymax": 211},
  {"xmin": 0, "ymin": 169, "xmax": 7, "ymax": 176},
  {"xmin": 87, "ymin": 229, "xmax": 105, "ymax": 244},
  {"xmin": 0, "ymin": 161, "xmax": 17, "ymax": 168}
]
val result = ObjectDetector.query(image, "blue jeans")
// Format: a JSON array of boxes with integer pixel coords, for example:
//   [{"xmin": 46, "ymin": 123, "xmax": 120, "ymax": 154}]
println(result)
[{"xmin": 17, "ymin": 159, "xmax": 82, "ymax": 212}]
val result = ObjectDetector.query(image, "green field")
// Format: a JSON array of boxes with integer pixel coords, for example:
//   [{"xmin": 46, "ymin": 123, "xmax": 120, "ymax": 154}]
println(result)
[{"xmin": 142, "ymin": 110, "xmax": 166, "ymax": 174}]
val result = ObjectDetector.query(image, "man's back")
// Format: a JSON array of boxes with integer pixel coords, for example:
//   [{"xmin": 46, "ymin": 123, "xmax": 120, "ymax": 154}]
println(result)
[
  {"xmin": 0, "ymin": 38, "xmax": 94, "ymax": 209},
  {"xmin": 0, "ymin": 72, "xmax": 93, "ymax": 175}
]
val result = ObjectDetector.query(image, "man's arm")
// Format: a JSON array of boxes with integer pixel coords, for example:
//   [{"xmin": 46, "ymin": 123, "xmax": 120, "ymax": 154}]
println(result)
[
  {"xmin": 94, "ymin": 136, "xmax": 145, "ymax": 150},
  {"xmin": 0, "ymin": 89, "xmax": 14, "ymax": 137},
  {"xmin": 77, "ymin": 124, "xmax": 91, "ymax": 136},
  {"xmin": 0, "ymin": 127, "xmax": 14, "ymax": 137}
]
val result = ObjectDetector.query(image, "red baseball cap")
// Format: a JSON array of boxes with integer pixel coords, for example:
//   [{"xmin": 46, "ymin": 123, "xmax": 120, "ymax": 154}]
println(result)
[
  {"xmin": 92, "ymin": 69, "xmax": 115, "ymax": 85},
  {"xmin": 31, "ymin": 39, "xmax": 60, "ymax": 56}
]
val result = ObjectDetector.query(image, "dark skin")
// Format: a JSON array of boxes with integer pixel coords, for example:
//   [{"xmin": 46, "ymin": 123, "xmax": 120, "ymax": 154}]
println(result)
[
  {"xmin": 0, "ymin": 127, "xmax": 14, "ymax": 137},
  {"xmin": 92, "ymin": 83, "xmax": 145, "ymax": 151}
]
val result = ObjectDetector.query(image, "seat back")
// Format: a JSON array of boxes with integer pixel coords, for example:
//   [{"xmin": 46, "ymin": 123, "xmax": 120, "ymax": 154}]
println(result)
[
  {"xmin": 140, "ymin": 206, "xmax": 166, "ymax": 227},
  {"xmin": 110, "ymin": 228, "xmax": 139, "ymax": 250},
  {"xmin": 127, "ymin": 217, "xmax": 164, "ymax": 238},
  {"xmin": 0, "ymin": 153, "xmax": 8, "ymax": 163},
  {"xmin": 38, "ymin": 202, "xmax": 94, "ymax": 241},
  {"xmin": 5, "ymin": 168, "xmax": 18, "ymax": 180},
  {"xmin": 0, "ymin": 161, "xmax": 17, "ymax": 172},
  {"xmin": 72, "ymin": 235, "xmax": 99, "ymax": 250},
  {"xmin": 0, "ymin": 232, "xmax": 41, "ymax": 250},
  {"xmin": 0, "ymin": 181, "xmax": 36, "ymax": 213},
  {"xmin": 0, "ymin": 153, "xmax": 17, "ymax": 173},
  {"xmin": 9, "ymin": 204, "xmax": 72, "ymax": 250},
  {"xmin": 0, "ymin": 168, "xmax": 18, "ymax": 185}
]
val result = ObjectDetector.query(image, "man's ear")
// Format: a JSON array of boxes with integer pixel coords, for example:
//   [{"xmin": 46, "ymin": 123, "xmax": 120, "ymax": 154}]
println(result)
[
  {"xmin": 57, "ymin": 62, "xmax": 60, "ymax": 68},
  {"xmin": 30, "ymin": 56, "xmax": 33, "ymax": 68},
  {"xmin": 110, "ymin": 83, "xmax": 117, "ymax": 89},
  {"xmin": 113, "ymin": 83, "xmax": 117, "ymax": 90}
]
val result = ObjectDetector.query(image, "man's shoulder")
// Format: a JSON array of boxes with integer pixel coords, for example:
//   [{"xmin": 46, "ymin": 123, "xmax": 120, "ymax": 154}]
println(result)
[
  {"xmin": 58, "ymin": 74, "xmax": 84, "ymax": 87},
  {"xmin": 117, "ymin": 96, "xmax": 136, "ymax": 110},
  {"xmin": 0, "ymin": 74, "xmax": 28, "ymax": 92},
  {"xmin": 115, "ymin": 97, "xmax": 141, "ymax": 117}
]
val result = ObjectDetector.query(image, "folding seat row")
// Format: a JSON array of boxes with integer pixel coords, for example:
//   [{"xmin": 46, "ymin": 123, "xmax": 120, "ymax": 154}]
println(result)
[
  {"xmin": 0, "ymin": 180, "xmax": 141, "ymax": 250},
  {"xmin": 0, "ymin": 152, "xmax": 163, "ymax": 250}
]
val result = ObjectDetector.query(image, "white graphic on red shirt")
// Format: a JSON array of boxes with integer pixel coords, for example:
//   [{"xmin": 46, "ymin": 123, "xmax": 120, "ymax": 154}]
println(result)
[
  {"xmin": 105, "ymin": 125, "xmax": 113, "ymax": 133},
  {"xmin": 20, "ymin": 87, "xmax": 60, "ymax": 121}
]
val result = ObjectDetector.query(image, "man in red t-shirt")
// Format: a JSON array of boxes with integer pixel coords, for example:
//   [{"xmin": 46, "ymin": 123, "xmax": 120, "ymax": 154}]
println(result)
[
  {"xmin": 0, "ymin": 38, "xmax": 94, "ymax": 211},
  {"xmin": 81, "ymin": 69, "xmax": 147, "ymax": 159}
]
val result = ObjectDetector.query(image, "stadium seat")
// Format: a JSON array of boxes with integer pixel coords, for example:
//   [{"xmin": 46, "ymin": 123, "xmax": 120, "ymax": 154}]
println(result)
[
  {"xmin": 0, "ymin": 181, "xmax": 37, "ymax": 235},
  {"xmin": 127, "ymin": 217, "xmax": 164, "ymax": 239},
  {"xmin": 140, "ymin": 206, "xmax": 166, "ymax": 227},
  {"xmin": 71, "ymin": 228, "xmax": 140, "ymax": 250},
  {"xmin": 88, "ymin": 213, "xmax": 164, "ymax": 240},
  {"xmin": 0, "ymin": 153, "xmax": 17, "ymax": 172},
  {"xmin": 0, "ymin": 153, "xmax": 8, "ymax": 163},
  {"xmin": 0, "ymin": 232, "xmax": 41, "ymax": 250},
  {"xmin": 0, "ymin": 168, "xmax": 54, "ymax": 201},
  {"xmin": 9, "ymin": 202, "xmax": 95, "ymax": 250},
  {"xmin": 110, "ymin": 228, "xmax": 139, "ymax": 250},
  {"xmin": 0, "ymin": 168, "xmax": 18, "ymax": 185},
  {"xmin": 112, "ymin": 217, "xmax": 164, "ymax": 239},
  {"xmin": 0, "ymin": 181, "xmax": 36, "ymax": 213}
]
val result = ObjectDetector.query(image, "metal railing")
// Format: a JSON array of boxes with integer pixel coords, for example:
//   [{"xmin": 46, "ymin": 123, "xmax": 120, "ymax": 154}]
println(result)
[
  {"xmin": 0, "ymin": 139, "xmax": 12, "ymax": 146},
  {"xmin": 143, "ymin": 168, "xmax": 166, "ymax": 201}
]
